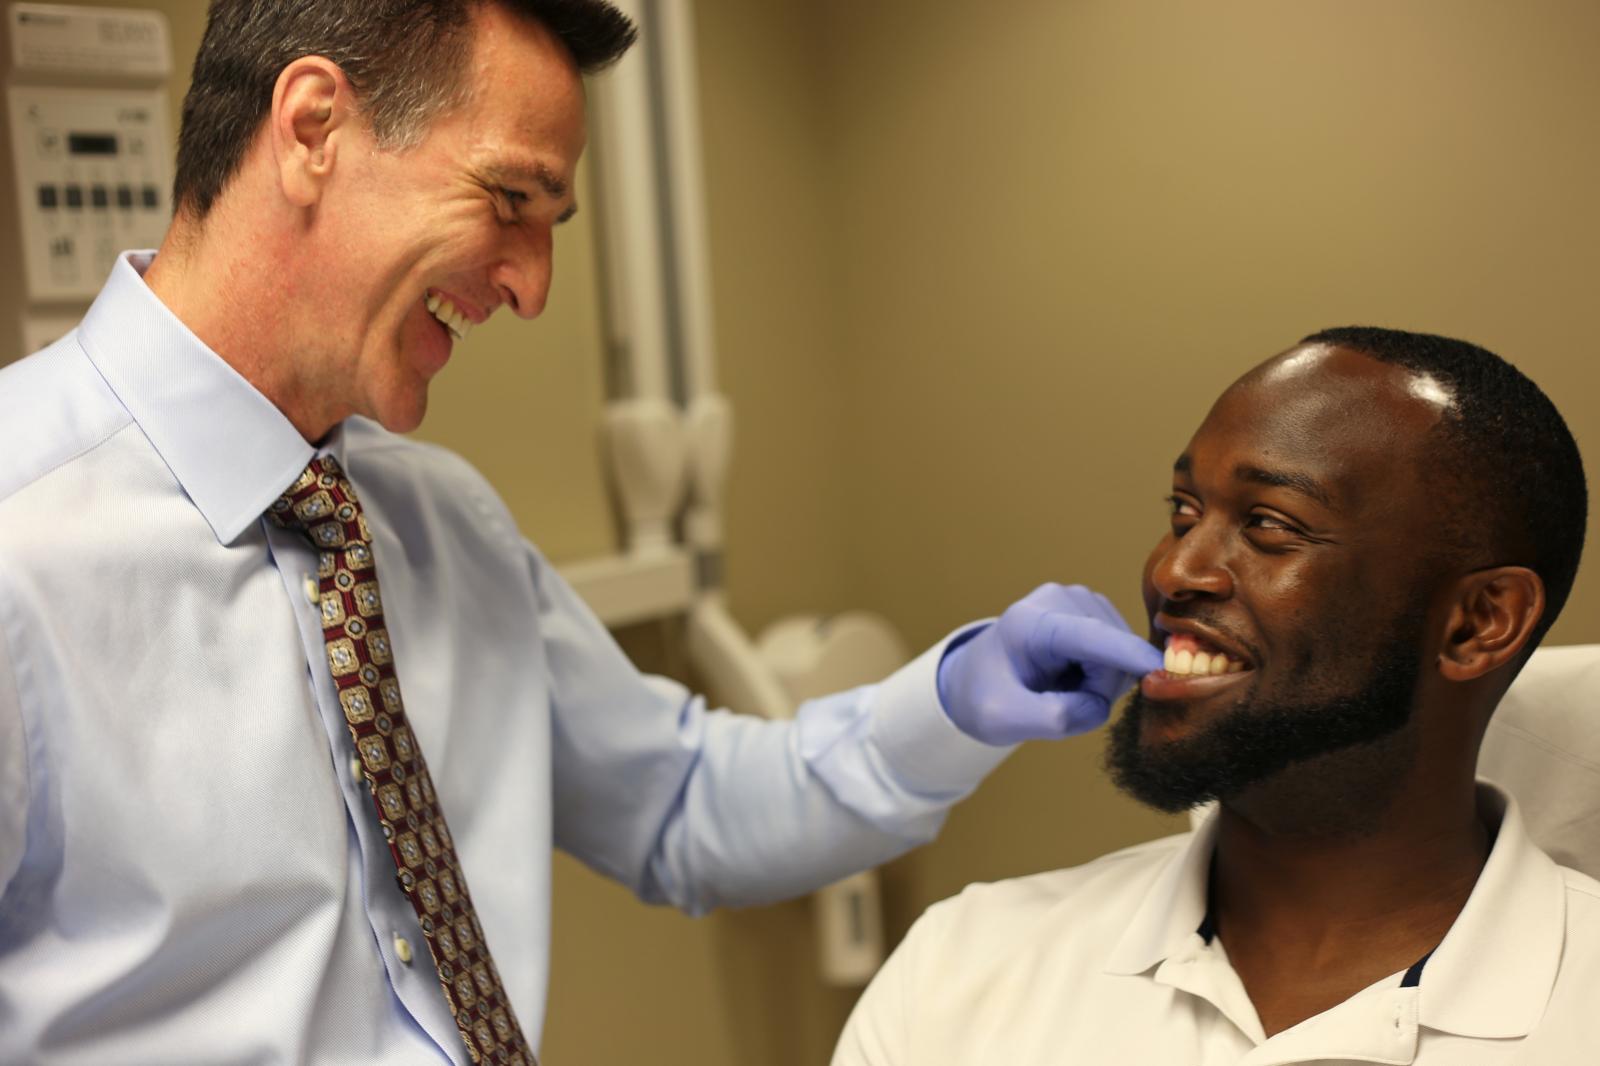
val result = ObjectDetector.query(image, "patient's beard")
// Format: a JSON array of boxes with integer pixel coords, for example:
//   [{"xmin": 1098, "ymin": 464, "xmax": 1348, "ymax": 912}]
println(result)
[{"xmin": 1104, "ymin": 619, "xmax": 1424, "ymax": 818}]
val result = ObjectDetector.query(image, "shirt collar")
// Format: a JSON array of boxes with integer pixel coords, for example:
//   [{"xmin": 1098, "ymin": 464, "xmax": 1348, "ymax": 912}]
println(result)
[
  {"xmin": 1103, "ymin": 783, "xmax": 1566, "ymax": 1039},
  {"xmin": 1104, "ymin": 804, "xmax": 1220, "ymax": 977},
  {"xmin": 77, "ymin": 251, "xmax": 318, "ymax": 545},
  {"xmin": 1416, "ymin": 785, "xmax": 1565, "ymax": 1038}
]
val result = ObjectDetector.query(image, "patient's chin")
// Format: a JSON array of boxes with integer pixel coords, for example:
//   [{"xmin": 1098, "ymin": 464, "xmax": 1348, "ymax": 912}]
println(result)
[
  {"xmin": 1104, "ymin": 696, "xmax": 1231, "ymax": 813},
  {"xmin": 1104, "ymin": 637, "xmax": 1423, "ymax": 821}
]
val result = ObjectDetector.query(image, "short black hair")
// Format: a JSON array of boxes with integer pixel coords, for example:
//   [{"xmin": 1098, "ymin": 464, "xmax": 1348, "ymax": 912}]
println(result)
[
  {"xmin": 175, "ymin": 0, "xmax": 636, "ymax": 219},
  {"xmin": 1301, "ymin": 326, "xmax": 1587, "ymax": 649}
]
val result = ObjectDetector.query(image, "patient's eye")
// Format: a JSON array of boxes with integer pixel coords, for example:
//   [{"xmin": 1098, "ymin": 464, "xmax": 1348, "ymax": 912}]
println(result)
[
  {"xmin": 1165, "ymin": 494, "xmax": 1200, "ymax": 534},
  {"xmin": 1245, "ymin": 510, "xmax": 1306, "ymax": 545}
]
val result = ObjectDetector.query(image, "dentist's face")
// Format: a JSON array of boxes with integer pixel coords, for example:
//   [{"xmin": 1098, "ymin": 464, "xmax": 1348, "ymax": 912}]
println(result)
[
  {"xmin": 1106, "ymin": 344, "xmax": 1452, "ymax": 812},
  {"xmin": 304, "ymin": 3, "xmax": 587, "ymax": 435}
]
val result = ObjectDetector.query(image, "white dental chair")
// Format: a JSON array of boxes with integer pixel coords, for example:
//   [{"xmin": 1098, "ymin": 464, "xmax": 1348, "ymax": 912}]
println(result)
[{"xmin": 1480, "ymin": 644, "xmax": 1600, "ymax": 880}]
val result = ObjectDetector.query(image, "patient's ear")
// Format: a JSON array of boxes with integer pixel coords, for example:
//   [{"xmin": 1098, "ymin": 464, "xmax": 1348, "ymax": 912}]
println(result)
[{"xmin": 1437, "ymin": 567, "xmax": 1544, "ymax": 682}]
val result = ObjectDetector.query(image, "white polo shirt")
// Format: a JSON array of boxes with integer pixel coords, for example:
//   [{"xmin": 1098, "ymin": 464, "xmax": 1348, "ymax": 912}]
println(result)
[{"xmin": 833, "ymin": 784, "xmax": 1600, "ymax": 1065}]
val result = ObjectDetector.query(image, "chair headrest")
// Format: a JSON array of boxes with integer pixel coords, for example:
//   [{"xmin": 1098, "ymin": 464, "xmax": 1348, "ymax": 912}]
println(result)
[{"xmin": 1480, "ymin": 644, "xmax": 1600, "ymax": 880}]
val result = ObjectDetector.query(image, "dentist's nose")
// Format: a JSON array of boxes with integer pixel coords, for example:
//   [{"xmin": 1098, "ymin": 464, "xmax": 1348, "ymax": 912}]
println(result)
[{"xmin": 493, "ymin": 228, "xmax": 553, "ymax": 319}]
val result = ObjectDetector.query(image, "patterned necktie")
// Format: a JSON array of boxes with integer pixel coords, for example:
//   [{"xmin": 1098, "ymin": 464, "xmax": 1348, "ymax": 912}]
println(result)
[{"xmin": 269, "ymin": 456, "xmax": 533, "ymax": 1066}]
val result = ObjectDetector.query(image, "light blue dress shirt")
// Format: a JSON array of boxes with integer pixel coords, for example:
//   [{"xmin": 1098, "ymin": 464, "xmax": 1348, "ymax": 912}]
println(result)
[{"xmin": 0, "ymin": 253, "xmax": 1011, "ymax": 1063}]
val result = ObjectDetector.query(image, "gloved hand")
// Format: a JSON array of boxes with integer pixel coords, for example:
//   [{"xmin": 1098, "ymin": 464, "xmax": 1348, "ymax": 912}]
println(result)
[{"xmin": 937, "ymin": 583, "xmax": 1164, "ymax": 745}]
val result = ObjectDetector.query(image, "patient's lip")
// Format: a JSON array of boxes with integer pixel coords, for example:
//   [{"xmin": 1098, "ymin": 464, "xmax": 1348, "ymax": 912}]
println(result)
[
  {"xmin": 1139, "ymin": 665, "xmax": 1251, "ymax": 702},
  {"xmin": 1139, "ymin": 616, "xmax": 1256, "ymax": 701},
  {"xmin": 1153, "ymin": 615, "xmax": 1255, "ymax": 668}
]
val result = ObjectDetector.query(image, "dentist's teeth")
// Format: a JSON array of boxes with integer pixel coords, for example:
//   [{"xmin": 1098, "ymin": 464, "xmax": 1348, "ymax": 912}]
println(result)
[{"xmin": 425, "ymin": 294, "xmax": 474, "ymax": 342}]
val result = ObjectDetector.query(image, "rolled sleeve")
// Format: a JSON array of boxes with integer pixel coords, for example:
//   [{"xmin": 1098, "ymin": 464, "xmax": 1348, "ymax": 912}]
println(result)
[
  {"xmin": 867, "ymin": 633, "xmax": 1015, "ymax": 796},
  {"xmin": 794, "ymin": 629, "xmax": 1016, "ymax": 840}
]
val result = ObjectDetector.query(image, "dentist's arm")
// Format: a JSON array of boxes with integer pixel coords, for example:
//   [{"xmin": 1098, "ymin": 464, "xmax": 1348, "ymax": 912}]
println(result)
[{"xmin": 938, "ymin": 583, "xmax": 1163, "ymax": 745}]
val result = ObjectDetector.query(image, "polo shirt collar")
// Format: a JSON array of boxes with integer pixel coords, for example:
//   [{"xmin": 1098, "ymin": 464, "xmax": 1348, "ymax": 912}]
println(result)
[
  {"xmin": 1416, "ymin": 785, "xmax": 1564, "ymax": 1037},
  {"xmin": 1104, "ymin": 804, "xmax": 1219, "ymax": 977},
  {"xmin": 77, "ymin": 251, "xmax": 321, "ymax": 545},
  {"xmin": 1104, "ymin": 783, "xmax": 1565, "ymax": 1041}
]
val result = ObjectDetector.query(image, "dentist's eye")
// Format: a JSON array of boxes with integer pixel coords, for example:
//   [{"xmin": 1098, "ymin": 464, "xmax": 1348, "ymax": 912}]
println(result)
[{"xmin": 493, "ymin": 187, "xmax": 530, "ymax": 222}]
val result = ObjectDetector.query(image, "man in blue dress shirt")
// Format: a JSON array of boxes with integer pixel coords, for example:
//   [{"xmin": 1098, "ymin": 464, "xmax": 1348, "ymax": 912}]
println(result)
[{"xmin": 0, "ymin": 1, "xmax": 1161, "ymax": 1060}]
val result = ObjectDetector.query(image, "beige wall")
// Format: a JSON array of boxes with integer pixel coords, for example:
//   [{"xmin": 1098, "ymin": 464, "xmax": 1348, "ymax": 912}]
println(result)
[{"xmin": 6, "ymin": 2, "xmax": 1598, "ymax": 1065}]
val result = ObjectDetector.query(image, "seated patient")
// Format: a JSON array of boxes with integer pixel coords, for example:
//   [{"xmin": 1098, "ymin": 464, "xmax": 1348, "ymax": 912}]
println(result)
[{"xmin": 832, "ymin": 327, "xmax": 1597, "ymax": 1065}]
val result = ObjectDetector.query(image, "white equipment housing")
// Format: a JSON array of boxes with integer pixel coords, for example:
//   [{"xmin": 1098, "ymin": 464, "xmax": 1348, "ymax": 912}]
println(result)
[{"xmin": 3, "ymin": 3, "xmax": 172, "ymax": 356}]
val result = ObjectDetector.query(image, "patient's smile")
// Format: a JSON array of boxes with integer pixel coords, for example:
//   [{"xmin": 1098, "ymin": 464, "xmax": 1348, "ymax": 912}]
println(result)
[
  {"xmin": 1139, "ymin": 632, "xmax": 1254, "ymax": 702},
  {"xmin": 1161, "ymin": 632, "xmax": 1247, "ymax": 675}
]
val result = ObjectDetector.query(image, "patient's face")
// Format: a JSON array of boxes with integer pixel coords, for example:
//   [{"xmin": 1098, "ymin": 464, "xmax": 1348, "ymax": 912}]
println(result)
[{"xmin": 1107, "ymin": 344, "xmax": 1453, "ymax": 813}]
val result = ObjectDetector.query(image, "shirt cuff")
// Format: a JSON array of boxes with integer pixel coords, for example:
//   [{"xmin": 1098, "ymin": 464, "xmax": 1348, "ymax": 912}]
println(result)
[{"xmin": 868, "ymin": 625, "xmax": 1016, "ymax": 797}]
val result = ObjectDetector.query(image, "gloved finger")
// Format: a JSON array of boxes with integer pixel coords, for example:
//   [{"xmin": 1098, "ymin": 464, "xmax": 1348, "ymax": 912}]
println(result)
[
  {"xmin": 1078, "ymin": 662, "xmax": 1136, "ymax": 706},
  {"xmin": 1028, "ymin": 584, "xmax": 1138, "ymax": 638},
  {"xmin": 1028, "ymin": 582, "xmax": 1100, "ymax": 617},
  {"xmin": 1047, "ymin": 689, "xmax": 1114, "ymax": 737},
  {"xmin": 1028, "ymin": 613, "xmax": 1165, "ymax": 679}
]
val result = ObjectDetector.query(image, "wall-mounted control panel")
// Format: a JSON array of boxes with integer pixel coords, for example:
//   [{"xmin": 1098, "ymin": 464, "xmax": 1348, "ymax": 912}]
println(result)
[
  {"xmin": 8, "ymin": 83, "xmax": 170, "ymax": 300},
  {"xmin": 5, "ymin": 3, "xmax": 172, "ymax": 327}
]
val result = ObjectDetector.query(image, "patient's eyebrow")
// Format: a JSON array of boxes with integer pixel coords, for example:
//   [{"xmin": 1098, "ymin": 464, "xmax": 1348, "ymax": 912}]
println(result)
[
  {"xmin": 1234, "ymin": 464, "xmax": 1335, "ymax": 509},
  {"xmin": 1171, "ymin": 454, "xmax": 1337, "ymax": 509}
]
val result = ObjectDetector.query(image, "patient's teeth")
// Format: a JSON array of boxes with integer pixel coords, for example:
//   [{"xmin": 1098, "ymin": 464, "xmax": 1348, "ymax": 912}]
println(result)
[
  {"xmin": 1210, "ymin": 654, "xmax": 1229, "ymax": 675},
  {"xmin": 1228, "ymin": 660, "xmax": 1244, "ymax": 673},
  {"xmin": 1163, "ymin": 645, "xmax": 1176, "ymax": 672},
  {"xmin": 1191, "ymin": 652, "xmax": 1212, "ymax": 676},
  {"xmin": 427, "ymin": 294, "xmax": 441, "ymax": 314},
  {"xmin": 1174, "ymin": 649, "xmax": 1193, "ymax": 674}
]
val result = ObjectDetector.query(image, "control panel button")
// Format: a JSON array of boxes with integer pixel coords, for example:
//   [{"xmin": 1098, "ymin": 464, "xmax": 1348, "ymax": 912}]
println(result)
[
  {"xmin": 37, "ymin": 184, "xmax": 58, "ymax": 209},
  {"xmin": 64, "ymin": 185, "xmax": 84, "ymax": 209},
  {"xmin": 116, "ymin": 185, "xmax": 134, "ymax": 209},
  {"xmin": 91, "ymin": 185, "xmax": 109, "ymax": 209}
]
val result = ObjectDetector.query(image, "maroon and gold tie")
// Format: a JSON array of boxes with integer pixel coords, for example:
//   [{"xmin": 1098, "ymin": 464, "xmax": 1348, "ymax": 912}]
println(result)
[{"xmin": 269, "ymin": 456, "xmax": 532, "ymax": 1066}]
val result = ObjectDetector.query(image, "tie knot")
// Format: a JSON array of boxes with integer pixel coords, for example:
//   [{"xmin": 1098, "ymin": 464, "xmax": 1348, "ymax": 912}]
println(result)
[{"xmin": 267, "ymin": 455, "xmax": 371, "ymax": 549}]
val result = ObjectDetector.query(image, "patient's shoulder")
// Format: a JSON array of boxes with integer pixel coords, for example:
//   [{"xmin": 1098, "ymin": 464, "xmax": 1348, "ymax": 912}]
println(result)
[{"xmin": 911, "ymin": 830, "xmax": 1191, "ymax": 959}]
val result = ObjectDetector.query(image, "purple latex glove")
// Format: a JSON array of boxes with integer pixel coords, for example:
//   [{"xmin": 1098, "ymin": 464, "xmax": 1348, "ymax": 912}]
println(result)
[{"xmin": 937, "ymin": 583, "xmax": 1165, "ymax": 745}]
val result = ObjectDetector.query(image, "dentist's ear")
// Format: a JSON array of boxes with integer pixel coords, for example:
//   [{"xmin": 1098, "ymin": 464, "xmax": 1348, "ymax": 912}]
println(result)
[
  {"xmin": 271, "ymin": 56, "xmax": 352, "ymax": 208},
  {"xmin": 1436, "ymin": 566, "xmax": 1544, "ymax": 682}
]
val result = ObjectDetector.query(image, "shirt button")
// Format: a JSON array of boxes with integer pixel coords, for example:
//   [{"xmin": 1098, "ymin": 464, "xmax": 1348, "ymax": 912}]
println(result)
[
  {"xmin": 350, "ymin": 754, "xmax": 364, "ymax": 785},
  {"xmin": 394, "ymin": 935, "xmax": 414, "ymax": 964},
  {"xmin": 303, "ymin": 575, "xmax": 319, "ymax": 605}
]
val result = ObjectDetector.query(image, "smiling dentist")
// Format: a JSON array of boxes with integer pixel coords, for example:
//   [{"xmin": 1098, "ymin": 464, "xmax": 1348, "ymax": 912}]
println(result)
[{"xmin": 0, "ymin": 2, "xmax": 1159, "ymax": 1062}]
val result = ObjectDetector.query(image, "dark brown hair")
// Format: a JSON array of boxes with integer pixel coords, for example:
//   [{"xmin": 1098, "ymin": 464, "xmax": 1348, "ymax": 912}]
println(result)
[{"xmin": 173, "ymin": 0, "xmax": 635, "ymax": 218}]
